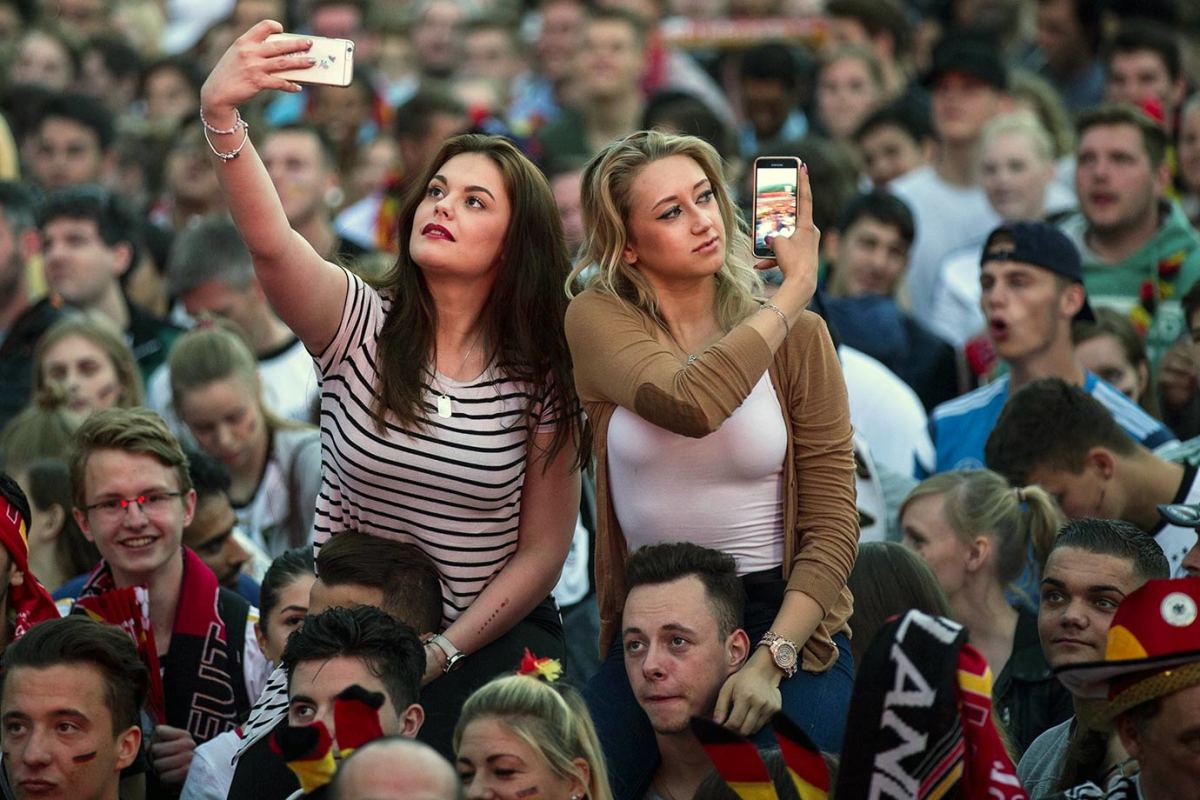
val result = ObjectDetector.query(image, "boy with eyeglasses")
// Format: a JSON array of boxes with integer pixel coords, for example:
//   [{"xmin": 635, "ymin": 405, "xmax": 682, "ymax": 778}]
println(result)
[{"xmin": 67, "ymin": 407, "xmax": 269, "ymax": 791}]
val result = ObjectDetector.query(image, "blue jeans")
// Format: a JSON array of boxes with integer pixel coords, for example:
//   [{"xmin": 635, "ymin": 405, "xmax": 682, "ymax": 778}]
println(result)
[{"xmin": 583, "ymin": 573, "xmax": 855, "ymax": 800}]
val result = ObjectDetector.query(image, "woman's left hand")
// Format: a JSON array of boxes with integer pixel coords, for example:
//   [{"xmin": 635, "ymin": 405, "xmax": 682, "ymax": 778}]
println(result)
[{"xmin": 712, "ymin": 649, "xmax": 783, "ymax": 736}]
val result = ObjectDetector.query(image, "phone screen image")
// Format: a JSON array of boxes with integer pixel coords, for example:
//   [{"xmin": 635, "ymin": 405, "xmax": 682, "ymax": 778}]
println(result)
[{"xmin": 754, "ymin": 166, "xmax": 798, "ymax": 256}]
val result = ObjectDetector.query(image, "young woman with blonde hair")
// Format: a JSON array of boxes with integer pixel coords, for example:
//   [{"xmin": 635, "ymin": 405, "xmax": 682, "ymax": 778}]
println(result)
[
  {"xmin": 455, "ymin": 673, "xmax": 613, "ymax": 800},
  {"xmin": 33, "ymin": 313, "xmax": 144, "ymax": 416},
  {"xmin": 900, "ymin": 469, "xmax": 1072, "ymax": 754},
  {"xmin": 565, "ymin": 129, "xmax": 856, "ymax": 796},
  {"xmin": 168, "ymin": 321, "xmax": 320, "ymax": 558}
]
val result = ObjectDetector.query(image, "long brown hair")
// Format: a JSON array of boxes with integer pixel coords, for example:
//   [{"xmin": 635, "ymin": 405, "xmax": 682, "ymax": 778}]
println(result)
[
  {"xmin": 374, "ymin": 133, "xmax": 586, "ymax": 469},
  {"xmin": 33, "ymin": 313, "xmax": 144, "ymax": 409}
]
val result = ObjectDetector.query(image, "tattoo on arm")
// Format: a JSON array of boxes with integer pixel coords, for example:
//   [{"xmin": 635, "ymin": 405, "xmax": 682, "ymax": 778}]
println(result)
[{"xmin": 477, "ymin": 598, "xmax": 510, "ymax": 636}]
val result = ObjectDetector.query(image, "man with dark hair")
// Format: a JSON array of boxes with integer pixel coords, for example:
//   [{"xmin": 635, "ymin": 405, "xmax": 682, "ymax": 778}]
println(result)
[
  {"xmin": 985, "ymin": 377, "xmax": 1195, "ymax": 576},
  {"xmin": 822, "ymin": 191, "xmax": 957, "ymax": 410},
  {"xmin": 67, "ymin": 407, "xmax": 268, "ymax": 789},
  {"xmin": 853, "ymin": 102, "xmax": 935, "ymax": 188},
  {"xmin": 281, "ymin": 605, "xmax": 425, "ymax": 751},
  {"xmin": 736, "ymin": 44, "xmax": 807, "ymax": 159},
  {"xmin": 1103, "ymin": 22, "xmax": 1186, "ymax": 126},
  {"xmin": 0, "ymin": 186, "xmax": 180, "ymax": 416},
  {"xmin": 261, "ymin": 124, "xmax": 367, "ymax": 265},
  {"xmin": 1052, "ymin": 576, "xmax": 1200, "ymax": 799},
  {"xmin": 153, "ymin": 214, "xmax": 318, "ymax": 425},
  {"xmin": 1030, "ymin": 0, "xmax": 1106, "ymax": 112},
  {"xmin": 1017, "ymin": 519, "xmax": 1170, "ymax": 796},
  {"xmin": 182, "ymin": 450, "xmax": 259, "ymax": 603},
  {"xmin": 890, "ymin": 35, "xmax": 1009, "ymax": 318},
  {"xmin": 311, "ymin": 532, "xmax": 444, "ymax": 636},
  {"xmin": 1059, "ymin": 104, "xmax": 1200, "ymax": 368},
  {"xmin": 26, "ymin": 91, "xmax": 114, "ymax": 192},
  {"xmin": 617, "ymin": 542, "xmax": 751, "ymax": 800},
  {"xmin": 77, "ymin": 35, "xmax": 143, "ymax": 120},
  {"xmin": 0, "ymin": 616, "xmax": 147, "ymax": 800},
  {"xmin": 918, "ymin": 222, "xmax": 1175, "ymax": 476},
  {"xmin": 330, "ymin": 737, "xmax": 459, "ymax": 800}
]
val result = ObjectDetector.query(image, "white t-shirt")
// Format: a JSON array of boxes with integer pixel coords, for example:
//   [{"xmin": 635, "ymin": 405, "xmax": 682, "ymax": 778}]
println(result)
[
  {"xmin": 890, "ymin": 166, "xmax": 1000, "ymax": 318},
  {"xmin": 607, "ymin": 373, "xmax": 787, "ymax": 574},
  {"xmin": 1152, "ymin": 466, "xmax": 1200, "ymax": 577},
  {"xmin": 839, "ymin": 346, "xmax": 931, "ymax": 477}
]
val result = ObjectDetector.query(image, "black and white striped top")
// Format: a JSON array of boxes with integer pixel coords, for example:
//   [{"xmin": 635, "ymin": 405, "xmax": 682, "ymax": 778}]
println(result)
[{"xmin": 314, "ymin": 272, "xmax": 557, "ymax": 624}]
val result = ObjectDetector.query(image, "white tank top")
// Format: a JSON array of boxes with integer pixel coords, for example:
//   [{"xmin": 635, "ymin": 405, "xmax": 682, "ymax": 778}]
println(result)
[{"xmin": 607, "ymin": 373, "xmax": 787, "ymax": 574}]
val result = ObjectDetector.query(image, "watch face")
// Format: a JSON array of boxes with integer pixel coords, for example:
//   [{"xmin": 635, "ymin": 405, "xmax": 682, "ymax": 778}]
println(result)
[{"xmin": 774, "ymin": 643, "xmax": 798, "ymax": 669}]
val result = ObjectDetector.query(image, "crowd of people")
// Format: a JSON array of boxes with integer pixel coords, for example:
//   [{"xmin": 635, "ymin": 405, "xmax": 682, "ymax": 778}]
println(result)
[{"xmin": 2, "ymin": 0, "xmax": 1200, "ymax": 798}]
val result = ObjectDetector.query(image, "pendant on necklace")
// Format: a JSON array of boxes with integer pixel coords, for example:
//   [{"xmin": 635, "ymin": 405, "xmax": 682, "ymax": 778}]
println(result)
[{"xmin": 437, "ymin": 394, "xmax": 452, "ymax": 418}]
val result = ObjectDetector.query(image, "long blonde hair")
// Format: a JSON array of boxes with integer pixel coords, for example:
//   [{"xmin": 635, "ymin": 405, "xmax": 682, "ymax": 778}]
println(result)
[
  {"xmin": 901, "ymin": 470, "xmax": 1063, "ymax": 580},
  {"xmin": 569, "ymin": 130, "xmax": 763, "ymax": 333},
  {"xmin": 454, "ymin": 675, "xmax": 613, "ymax": 800}
]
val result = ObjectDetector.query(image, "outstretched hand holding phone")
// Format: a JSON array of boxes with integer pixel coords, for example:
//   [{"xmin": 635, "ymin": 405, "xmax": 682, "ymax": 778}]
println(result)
[{"xmin": 754, "ymin": 161, "xmax": 820, "ymax": 324}]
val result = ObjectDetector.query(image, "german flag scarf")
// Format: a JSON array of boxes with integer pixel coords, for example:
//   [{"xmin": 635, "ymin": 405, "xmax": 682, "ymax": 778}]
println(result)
[{"xmin": 0, "ymin": 495, "xmax": 61, "ymax": 640}]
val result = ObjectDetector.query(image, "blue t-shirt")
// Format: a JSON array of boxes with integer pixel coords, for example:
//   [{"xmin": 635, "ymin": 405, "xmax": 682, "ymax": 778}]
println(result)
[{"xmin": 915, "ymin": 371, "xmax": 1177, "ymax": 477}]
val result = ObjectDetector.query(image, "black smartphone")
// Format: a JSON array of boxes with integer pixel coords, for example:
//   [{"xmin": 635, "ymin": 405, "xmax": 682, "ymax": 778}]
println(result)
[{"xmin": 752, "ymin": 156, "xmax": 800, "ymax": 259}]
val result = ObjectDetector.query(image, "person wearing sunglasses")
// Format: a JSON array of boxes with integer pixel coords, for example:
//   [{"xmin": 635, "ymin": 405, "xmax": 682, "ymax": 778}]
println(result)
[{"xmin": 67, "ymin": 406, "xmax": 271, "ymax": 793}]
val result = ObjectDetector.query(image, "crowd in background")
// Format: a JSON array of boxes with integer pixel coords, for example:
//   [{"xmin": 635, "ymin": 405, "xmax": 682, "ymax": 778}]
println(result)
[{"xmin": 2, "ymin": 0, "xmax": 1200, "ymax": 798}]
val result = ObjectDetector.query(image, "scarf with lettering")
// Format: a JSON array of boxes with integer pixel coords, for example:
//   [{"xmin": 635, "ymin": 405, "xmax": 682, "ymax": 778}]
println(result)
[
  {"xmin": 835, "ymin": 610, "xmax": 1027, "ymax": 800},
  {"xmin": 73, "ymin": 547, "xmax": 244, "ymax": 744},
  {"xmin": 0, "ymin": 495, "xmax": 61, "ymax": 640}
]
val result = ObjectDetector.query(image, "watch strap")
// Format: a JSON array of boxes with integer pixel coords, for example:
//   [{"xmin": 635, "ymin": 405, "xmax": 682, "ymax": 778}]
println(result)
[{"xmin": 427, "ymin": 634, "xmax": 465, "ymax": 673}]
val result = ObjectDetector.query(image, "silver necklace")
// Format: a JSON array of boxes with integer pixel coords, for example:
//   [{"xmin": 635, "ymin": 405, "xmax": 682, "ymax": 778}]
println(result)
[{"xmin": 430, "ymin": 331, "xmax": 483, "ymax": 418}]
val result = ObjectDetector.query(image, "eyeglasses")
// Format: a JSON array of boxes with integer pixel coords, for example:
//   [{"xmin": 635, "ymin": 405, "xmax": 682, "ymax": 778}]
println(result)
[{"xmin": 83, "ymin": 492, "xmax": 183, "ymax": 522}]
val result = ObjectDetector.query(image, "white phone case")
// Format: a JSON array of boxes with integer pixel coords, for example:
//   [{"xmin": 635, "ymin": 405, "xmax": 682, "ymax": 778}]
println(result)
[{"xmin": 265, "ymin": 33, "xmax": 355, "ymax": 87}]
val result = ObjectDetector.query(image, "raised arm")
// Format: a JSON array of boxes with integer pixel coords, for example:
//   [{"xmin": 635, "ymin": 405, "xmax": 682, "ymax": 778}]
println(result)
[{"xmin": 199, "ymin": 20, "xmax": 347, "ymax": 353}]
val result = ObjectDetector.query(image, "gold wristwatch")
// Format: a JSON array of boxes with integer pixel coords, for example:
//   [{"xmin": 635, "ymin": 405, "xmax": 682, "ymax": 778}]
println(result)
[{"xmin": 759, "ymin": 631, "xmax": 799, "ymax": 678}]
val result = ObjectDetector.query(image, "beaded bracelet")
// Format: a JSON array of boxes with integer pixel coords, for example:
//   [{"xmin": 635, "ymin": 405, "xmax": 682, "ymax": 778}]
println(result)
[
  {"xmin": 200, "ymin": 110, "xmax": 251, "ymax": 162},
  {"xmin": 761, "ymin": 302, "xmax": 790, "ymax": 334},
  {"xmin": 200, "ymin": 107, "xmax": 242, "ymax": 135}
]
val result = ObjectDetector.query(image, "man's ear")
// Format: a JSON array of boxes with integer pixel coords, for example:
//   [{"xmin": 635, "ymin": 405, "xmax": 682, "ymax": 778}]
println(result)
[
  {"xmin": 111, "ymin": 241, "xmax": 133, "ymax": 279},
  {"xmin": 399, "ymin": 703, "xmax": 425, "ymax": 738},
  {"xmin": 17, "ymin": 228, "xmax": 40, "ymax": 263},
  {"xmin": 1115, "ymin": 711, "xmax": 1143, "ymax": 762},
  {"xmin": 727, "ymin": 628, "xmax": 751, "ymax": 672},
  {"xmin": 1153, "ymin": 159, "xmax": 1172, "ymax": 199},
  {"xmin": 74, "ymin": 507, "xmax": 95, "ymax": 542},
  {"xmin": 8, "ymin": 560, "xmax": 22, "ymax": 588},
  {"xmin": 116, "ymin": 725, "xmax": 142, "ymax": 770},
  {"xmin": 180, "ymin": 488, "xmax": 197, "ymax": 528},
  {"xmin": 1059, "ymin": 282, "xmax": 1086, "ymax": 319},
  {"xmin": 1086, "ymin": 447, "xmax": 1118, "ymax": 480},
  {"xmin": 821, "ymin": 228, "xmax": 841, "ymax": 263}
]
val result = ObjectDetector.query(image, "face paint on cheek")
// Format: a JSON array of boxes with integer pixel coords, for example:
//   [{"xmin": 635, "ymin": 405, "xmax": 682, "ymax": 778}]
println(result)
[
  {"xmin": 72, "ymin": 751, "xmax": 98, "ymax": 763},
  {"xmin": 515, "ymin": 788, "xmax": 540, "ymax": 798},
  {"xmin": 94, "ymin": 381, "xmax": 118, "ymax": 405}
]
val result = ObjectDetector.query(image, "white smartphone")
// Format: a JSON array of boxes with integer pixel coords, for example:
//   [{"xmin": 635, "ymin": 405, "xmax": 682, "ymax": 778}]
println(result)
[
  {"xmin": 265, "ymin": 33, "xmax": 355, "ymax": 87},
  {"xmin": 752, "ymin": 156, "xmax": 800, "ymax": 259}
]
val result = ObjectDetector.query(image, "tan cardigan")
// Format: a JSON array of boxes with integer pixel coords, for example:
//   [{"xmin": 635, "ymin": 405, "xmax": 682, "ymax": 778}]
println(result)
[{"xmin": 565, "ymin": 289, "xmax": 859, "ymax": 672}]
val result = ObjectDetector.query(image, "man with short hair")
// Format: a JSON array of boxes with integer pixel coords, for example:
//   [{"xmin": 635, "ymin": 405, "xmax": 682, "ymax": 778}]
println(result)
[
  {"xmin": 536, "ymin": 8, "xmax": 647, "ymax": 167},
  {"xmin": 1029, "ymin": 0, "xmax": 1105, "ymax": 112},
  {"xmin": 1103, "ymin": 22, "xmax": 1187, "ymax": 126},
  {"xmin": 736, "ymin": 44, "xmax": 807, "ymax": 160},
  {"xmin": 852, "ymin": 102, "xmax": 935, "ymax": 189},
  {"xmin": 822, "ymin": 191, "xmax": 957, "ymax": 410},
  {"xmin": 917, "ymin": 221, "xmax": 1175, "ymax": 476},
  {"xmin": 0, "ymin": 182, "xmax": 45, "ymax": 424},
  {"xmin": 619, "ymin": 543, "xmax": 752, "ymax": 800},
  {"xmin": 461, "ymin": 17, "xmax": 527, "ymax": 101},
  {"xmin": 182, "ymin": 450, "xmax": 260, "ymax": 603},
  {"xmin": 26, "ymin": 92, "xmax": 114, "ymax": 193},
  {"xmin": 1059, "ymin": 104, "xmax": 1200, "ymax": 366},
  {"xmin": 1017, "ymin": 519, "xmax": 1170, "ymax": 796},
  {"xmin": 890, "ymin": 36, "xmax": 1009, "ymax": 317},
  {"xmin": 330, "ymin": 737, "xmax": 459, "ymax": 800},
  {"xmin": 153, "ymin": 214, "xmax": 318, "ymax": 424},
  {"xmin": 986, "ymin": 378, "xmax": 1196, "ymax": 576},
  {"xmin": 1052, "ymin": 576, "xmax": 1200, "ymax": 799},
  {"xmin": 67, "ymin": 407, "xmax": 268, "ymax": 788},
  {"xmin": 0, "ymin": 616, "xmax": 148, "ymax": 800}
]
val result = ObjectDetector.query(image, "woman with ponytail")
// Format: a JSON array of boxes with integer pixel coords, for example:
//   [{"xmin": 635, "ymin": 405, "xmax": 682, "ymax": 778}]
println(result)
[
  {"xmin": 454, "ymin": 663, "xmax": 613, "ymax": 800},
  {"xmin": 899, "ymin": 469, "xmax": 1071, "ymax": 755},
  {"xmin": 168, "ymin": 320, "xmax": 321, "ymax": 558}
]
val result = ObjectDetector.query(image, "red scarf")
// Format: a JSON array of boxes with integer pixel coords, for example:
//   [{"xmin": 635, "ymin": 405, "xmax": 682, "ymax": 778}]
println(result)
[
  {"xmin": 0, "ymin": 496, "xmax": 63, "ymax": 640},
  {"xmin": 74, "ymin": 548, "xmax": 246, "ymax": 743}
]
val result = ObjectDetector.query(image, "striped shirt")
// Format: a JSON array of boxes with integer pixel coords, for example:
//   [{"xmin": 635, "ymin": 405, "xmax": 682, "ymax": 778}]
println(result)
[{"xmin": 314, "ymin": 272, "xmax": 556, "ymax": 624}]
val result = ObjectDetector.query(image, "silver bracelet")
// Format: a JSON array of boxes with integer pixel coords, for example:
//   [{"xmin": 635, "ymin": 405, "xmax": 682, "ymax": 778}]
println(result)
[
  {"xmin": 202, "ymin": 118, "xmax": 251, "ymax": 162},
  {"xmin": 761, "ymin": 302, "xmax": 790, "ymax": 334},
  {"xmin": 199, "ymin": 107, "xmax": 242, "ymax": 135}
]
